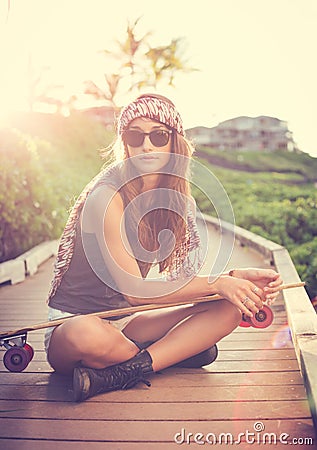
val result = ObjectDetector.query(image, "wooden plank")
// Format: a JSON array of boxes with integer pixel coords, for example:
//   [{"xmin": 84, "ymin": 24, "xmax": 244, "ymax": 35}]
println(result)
[
  {"xmin": 218, "ymin": 340, "xmax": 294, "ymax": 350},
  {"xmin": 0, "ymin": 358, "xmax": 300, "ymax": 373},
  {"xmin": 0, "ymin": 376, "xmax": 307, "ymax": 402},
  {"xmin": 0, "ymin": 382, "xmax": 307, "ymax": 402},
  {"xmin": 217, "ymin": 349, "xmax": 297, "ymax": 360},
  {"xmin": 0, "ymin": 400, "xmax": 312, "ymax": 423},
  {"xmin": 0, "ymin": 418, "xmax": 314, "ymax": 442},
  {"xmin": 0, "ymin": 369, "xmax": 305, "ymax": 389},
  {"xmin": 208, "ymin": 359, "xmax": 299, "ymax": 371},
  {"xmin": 0, "ymin": 383, "xmax": 306, "ymax": 404},
  {"xmin": 0, "ymin": 442, "xmax": 192, "ymax": 450},
  {"xmin": 0, "ymin": 361, "xmax": 52, "ymax": 372},
  {"xmin": 222, "ymin": 329, "xmax": 292, "ymax": 339}
]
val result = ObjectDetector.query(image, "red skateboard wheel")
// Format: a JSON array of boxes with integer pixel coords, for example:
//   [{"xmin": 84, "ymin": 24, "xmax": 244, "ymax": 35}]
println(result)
[
  {"xmin": 23, "ymin": 343, "xmax": 34, "ymax": 362},
  {"xmin": 3, "ymin": 347, "xmax": 30, "ymax": 372},
  {"xmin": 240, "ymin": 315, "xmax": 252, "ymax": 327},
  {"xmin": 249, "ymin": 305, "xmax": 274, "ymax": 328}
]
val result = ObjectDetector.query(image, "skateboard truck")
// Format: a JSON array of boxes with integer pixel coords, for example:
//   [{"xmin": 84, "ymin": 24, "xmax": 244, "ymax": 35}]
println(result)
[{"xmin": 0, "ymin": 333, "xmax": 34, "ymax": 372}]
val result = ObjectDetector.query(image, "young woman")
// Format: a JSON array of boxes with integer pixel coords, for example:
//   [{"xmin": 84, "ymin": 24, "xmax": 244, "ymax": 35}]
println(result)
[{"xmin": 45, "ymin": 93, "xmax": 282, "ymax": 402}]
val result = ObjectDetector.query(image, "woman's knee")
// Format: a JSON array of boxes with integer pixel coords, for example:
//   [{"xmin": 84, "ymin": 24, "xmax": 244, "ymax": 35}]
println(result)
[
  {"xmin": 220, "ymin": 300, "xmax": 242, "ymax": 333},
  {"xmin": 47, "ymin": 315, "xmax": 138, "ymax": 373},
  {"xmin": 51, "ymin": 315, "xmax": 118, "ymax": 356}
]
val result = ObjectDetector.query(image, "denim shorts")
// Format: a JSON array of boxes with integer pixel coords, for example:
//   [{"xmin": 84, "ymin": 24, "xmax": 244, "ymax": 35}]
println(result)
[{"xmin": 44, "ymin": 306, "xmax": 135, "ymax": 353}]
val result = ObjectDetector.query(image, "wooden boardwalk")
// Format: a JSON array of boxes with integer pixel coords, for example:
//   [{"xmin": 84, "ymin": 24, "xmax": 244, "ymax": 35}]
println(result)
[{"xmin": 0, "ymin": 226, "xmax": 316, "ymax": 449}]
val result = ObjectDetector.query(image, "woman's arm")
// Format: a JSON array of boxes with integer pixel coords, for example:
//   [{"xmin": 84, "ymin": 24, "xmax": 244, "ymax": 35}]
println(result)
[{"xmin": 81, "ymin": 185, "xmax": 279, "ymax": 317}]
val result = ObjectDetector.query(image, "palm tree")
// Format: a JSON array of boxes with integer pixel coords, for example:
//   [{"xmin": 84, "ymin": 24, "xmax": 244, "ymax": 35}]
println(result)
[
  {"xmin": 84, "ymin": 18, "xmax": 197, "ymax": 108},
  {"xmin": 146, "ymin": 37, "xmax": 197, "ymax": 87}
]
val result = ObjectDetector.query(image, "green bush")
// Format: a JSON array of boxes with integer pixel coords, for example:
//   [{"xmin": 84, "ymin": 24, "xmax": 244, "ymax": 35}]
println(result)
[
  {"xmin": 0, "ymin": 127, "xmax": 61, "ymax": 261},
  {"xmin": 0, "ymin": 112, "xmax": 112, "ymax": 262},
  {"xmin": 290, "ymin": 238, "xmax": 317, "ymax": 298}
]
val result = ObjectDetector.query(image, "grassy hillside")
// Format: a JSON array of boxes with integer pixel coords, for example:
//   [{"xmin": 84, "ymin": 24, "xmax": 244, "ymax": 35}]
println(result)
[
  {"xmin": 195, "ymin": 146, "xmax": 317, "ymax": 182},
  {"xmin": 193, "ymin": 146, "xmax": 317, "ymax": 299}
]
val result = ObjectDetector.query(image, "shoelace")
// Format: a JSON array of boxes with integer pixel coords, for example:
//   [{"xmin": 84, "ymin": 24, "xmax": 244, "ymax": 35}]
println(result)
[
  {"xmin": 112, "ymin": 365, "xmax": 151, "ymax": 390},
  {"xmin": 92, "ymin": 364, "xmax": 151, "ymax": 395}
]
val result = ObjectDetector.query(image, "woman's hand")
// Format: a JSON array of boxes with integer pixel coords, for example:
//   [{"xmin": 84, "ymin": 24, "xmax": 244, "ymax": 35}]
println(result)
[
  {"xmin": 230, "ymin": 268, "xmax": 283, "ymax": 305},
  {"xmin": 215, "ymin": 275, "xmax": 265, "ymax": 318}
]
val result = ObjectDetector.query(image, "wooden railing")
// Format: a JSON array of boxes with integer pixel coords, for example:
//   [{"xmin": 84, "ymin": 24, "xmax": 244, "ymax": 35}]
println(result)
[{"xmin": 201, "ymin": 213, "xmax": 317, "ymax": 428}]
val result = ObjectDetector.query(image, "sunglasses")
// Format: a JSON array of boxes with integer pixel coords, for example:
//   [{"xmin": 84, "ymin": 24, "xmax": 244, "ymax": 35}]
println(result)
[{"xmin": 122, "ymin": 129, "xmax": 172, "ymax": 147}]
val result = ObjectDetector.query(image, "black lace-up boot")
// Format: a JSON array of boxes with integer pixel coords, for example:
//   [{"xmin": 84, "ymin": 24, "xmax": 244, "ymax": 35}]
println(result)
[
  {"xmin": 173, "ymin": 344, "xmax": 218, "ymax": 368},
  {"xmin": 73, "ymin": 349, "xmax": 153, "ymax": 402},
  {"xmin": 132, "ymin": 340, "xmax": 218, "ymax": 368}
]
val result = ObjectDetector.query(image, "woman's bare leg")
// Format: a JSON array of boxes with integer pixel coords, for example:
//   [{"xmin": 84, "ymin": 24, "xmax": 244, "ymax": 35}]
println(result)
[
  {"xmin": 124, "ymin": 299, "xmax": 241, "ymax": 371},
  {"xmin": 47, "ymin": 315, "xmax": 139, "ymax": 375}
]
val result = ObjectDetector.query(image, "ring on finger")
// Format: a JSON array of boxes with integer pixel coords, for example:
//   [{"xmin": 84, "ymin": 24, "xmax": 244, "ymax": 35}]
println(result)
[
  {"xmin": 242, "ymin": 296, "xmax": 251, "ymax": 305},
  {"xmin": 252, "ymin": 286, "xmax": 259, "ymax": 294}
]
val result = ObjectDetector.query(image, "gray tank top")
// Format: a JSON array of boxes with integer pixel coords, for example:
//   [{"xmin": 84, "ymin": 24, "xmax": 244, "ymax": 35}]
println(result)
[{"xmin": 48, "ymin": 219, "xmax": 130, "ymax": 315}]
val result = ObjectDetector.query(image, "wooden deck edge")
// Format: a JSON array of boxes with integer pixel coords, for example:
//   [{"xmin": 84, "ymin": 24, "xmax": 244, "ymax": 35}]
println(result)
[
  {"xmin": 0, "ymin": 240, "xmax": 58, "ymax": 284},
  {"xmin": 201, "ymin": 213, "xmax": 283, "ymax": 263},
  {"xmin": 0, "ymin": 258, "xmax": 25, "ymax": 285},
  {"xmin": 200, "ymin": 214, "xmax": 317, "ymax": 428},
  {"xmin": 272, "ymin": 247, "xmax": 317, "ymax": 428}
]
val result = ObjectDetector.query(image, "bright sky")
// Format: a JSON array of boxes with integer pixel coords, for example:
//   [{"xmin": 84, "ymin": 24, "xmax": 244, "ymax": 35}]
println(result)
[{"xmin": 1, "ymin": 0, "xmax": 317, "ymax": 156}]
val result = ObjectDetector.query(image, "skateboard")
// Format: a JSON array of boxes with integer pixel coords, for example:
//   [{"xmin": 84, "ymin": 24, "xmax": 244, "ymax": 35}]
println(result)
[{"xmin": 0, "ymin": 282, "xmax": 304, "ymax": 372}]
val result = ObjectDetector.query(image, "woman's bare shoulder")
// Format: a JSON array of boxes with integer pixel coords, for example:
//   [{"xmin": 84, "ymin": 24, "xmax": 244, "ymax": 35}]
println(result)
[
  {"xmin": 85, "ymin": 184, "xmax": 123, "ymax": 211},
  {"xmin": 81, "ymin": 185, "xmax": 124, "ymax": 232}
]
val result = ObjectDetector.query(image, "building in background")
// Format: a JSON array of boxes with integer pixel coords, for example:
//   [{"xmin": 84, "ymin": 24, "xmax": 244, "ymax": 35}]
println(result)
[{"xmin": 186, "ymin": 116, "xmax": 299, "ymax": 152}]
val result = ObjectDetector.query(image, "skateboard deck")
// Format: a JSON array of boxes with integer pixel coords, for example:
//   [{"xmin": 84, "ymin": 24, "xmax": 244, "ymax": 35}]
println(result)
[{"xmin": 0, "ymin": 282, "xmax": 305, "ymax": 372}]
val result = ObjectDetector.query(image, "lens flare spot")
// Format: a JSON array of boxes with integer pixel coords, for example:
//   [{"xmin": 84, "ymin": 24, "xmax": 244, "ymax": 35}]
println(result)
[{"xmin": 271, "ymin": 324, "xmax": 292, "ymax": 349}]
